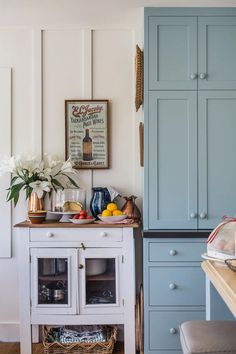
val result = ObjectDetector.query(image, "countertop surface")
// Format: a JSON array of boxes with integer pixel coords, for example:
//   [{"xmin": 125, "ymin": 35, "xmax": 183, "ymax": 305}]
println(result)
[
  {"xmin": 143, "ymin": 229, "xmax": 211, "ymax": 238},
  {"xmin": 202, "ymin": 259, "xmax": 236, "ymax": 317},
  {"xmin": 15, "ymin": 220, "xmax": 140, "ymax": 228}
]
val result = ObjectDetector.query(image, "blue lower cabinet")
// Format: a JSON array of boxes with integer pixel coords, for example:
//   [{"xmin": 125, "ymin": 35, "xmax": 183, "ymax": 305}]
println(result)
[
  {"xmin": 144, "ymin": 238, "xmax": 206, "ymax": 354},
  {"xmin": 149, "ymin": 267, "xmax": 205, "ymax": 306},
  {"xmin": 149, "ymin": 310, "xmax": 205, "ymax": 351}
]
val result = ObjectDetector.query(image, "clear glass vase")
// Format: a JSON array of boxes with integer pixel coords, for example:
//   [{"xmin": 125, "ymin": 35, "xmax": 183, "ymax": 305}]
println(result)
[{"xmin": 51, "ymin": 188, "xmax": 86, "ymax": 212}]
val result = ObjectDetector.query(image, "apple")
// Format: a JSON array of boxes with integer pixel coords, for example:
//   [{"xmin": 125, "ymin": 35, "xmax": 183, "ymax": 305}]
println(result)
[
  {"xmin": 73, "ymin": 214, "xmax": 80, "ymax": 219},
  {"xmin": 79, "ymin": 215, "xmax": 86, "ymax": 219},
  {"xmin": 80, "ymin": 210, "xmax": 87, "ymax": 217},
  {"xmin": 86, "ymin": 215, "xmax": 94, "ymax": 219}
]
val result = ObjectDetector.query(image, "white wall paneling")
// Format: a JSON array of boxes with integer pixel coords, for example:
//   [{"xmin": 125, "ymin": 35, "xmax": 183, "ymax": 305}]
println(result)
[
  {"xmin": 32, "ymin": 30, "xmax": 43, "ymax": 157},
  {"xmin": 0, "ymin": 67, "xmax": 12, "ymax": 258},
  {"xmin": 92, "ymin": 30, "xmax": 135, "ymax": 198},
  {"xmin": 82, "ymin": 29, "xmax": 93, "ymax": 207}
]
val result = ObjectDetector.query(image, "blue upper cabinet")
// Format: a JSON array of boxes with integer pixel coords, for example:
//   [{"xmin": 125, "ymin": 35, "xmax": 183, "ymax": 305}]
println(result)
[
  {"xmin": 148, "ymin": 91, "xmax": 197, "ymax": 229},
  {"xmin": 144, "ymin": 8, "xmax": 236, "ymax": 230},
  {"xmin": 198, "ymin": 17, "xmax": 236, "ymax": 90},
  {"xmin": 198, "ymin": 91, "xmax": 236, "ymax": 229},
  {"xmin": 148, "ymin": 17, "xmax": 197, "ymax": 90}
]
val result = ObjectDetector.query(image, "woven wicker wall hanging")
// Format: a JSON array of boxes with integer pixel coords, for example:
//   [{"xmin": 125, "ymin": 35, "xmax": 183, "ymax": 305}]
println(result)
[{"xmin": 135, "ymin": 45, "xmax": 144, "ymax": 112}]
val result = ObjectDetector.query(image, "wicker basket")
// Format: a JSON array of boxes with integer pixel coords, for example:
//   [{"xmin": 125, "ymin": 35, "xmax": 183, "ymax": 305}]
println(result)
[{"xmin": 43, "ymin": 326, "xmax": 117, "ymax": 354}]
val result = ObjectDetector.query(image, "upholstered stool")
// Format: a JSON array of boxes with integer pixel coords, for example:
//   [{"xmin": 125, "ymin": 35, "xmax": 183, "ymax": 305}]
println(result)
[{"xmin": 180, "ymin": 320, "xmax": 236, "ymax": 354}]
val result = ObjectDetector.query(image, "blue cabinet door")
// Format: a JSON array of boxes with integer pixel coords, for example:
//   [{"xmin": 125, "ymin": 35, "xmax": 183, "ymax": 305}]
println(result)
[
  {"xmin": 198, "ymin": 91, "xmax": 236, "ymax": 229},
  {"xmin": 146, "ymin": 91, "xmax": 197, "ymax": 229},
  {"xmin": 198, "ymin": 17, "xmax": 236, "ymax": 90},
  {"xmin": 147, "ymin": 17, "xmax": 197, "ymax": 90}
]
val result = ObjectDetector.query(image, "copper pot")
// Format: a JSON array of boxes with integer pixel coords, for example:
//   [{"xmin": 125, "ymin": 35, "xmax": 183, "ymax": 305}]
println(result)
[
  {"xmin": 121, "ymin": 195, "xmax": 141, "ymax": 221},
  {"xmin": 28, "ymin": 192, "xmax": 44, "ymax": 212}
]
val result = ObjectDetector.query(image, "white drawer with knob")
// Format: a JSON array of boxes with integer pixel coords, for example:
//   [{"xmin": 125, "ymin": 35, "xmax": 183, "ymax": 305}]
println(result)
[{"xmin": 29, "ymin": 228, "xmax": 123, "ymax": 242}]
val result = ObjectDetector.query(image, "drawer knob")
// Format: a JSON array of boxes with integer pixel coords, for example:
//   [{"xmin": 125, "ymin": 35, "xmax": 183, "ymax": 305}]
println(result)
[
  {"xmin": 100, "ymin": 231, "xmax": 108, "ymax": 237},
  {"xmin": 190, "ymin": 212, "xmax": 197, "ymax": 219},
  {"xmin": 169, "ymin": 328, "xmax": 177, "ymax": 334},
  {"xmin": 78, "ymin": 264, "xmax": 84, "ymax": 269},
  {"xmin": 199, "ymin": 73, "xmax": 206, "ymax": 80},
  {"xmin": 169, "ymin": 249, "xmax": 177, "ymax": 256},
  {"xmin": 46, "ymin": 232, "xmax": 54, "ymax": 238},
  {"xmin": 190, "ymin": 73, "xmax": 197, "ymax": 80},
  {"xmin": 200, "ymin": 212, "xmax": 207, "ymax": 219},
  {"xmin": 169, "ymin": 283, "xmax": 177, "ymax": 290}
]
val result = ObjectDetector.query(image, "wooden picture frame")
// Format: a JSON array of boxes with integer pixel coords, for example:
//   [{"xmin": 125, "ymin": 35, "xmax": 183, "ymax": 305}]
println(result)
[{"xmin": 65, "ymin": 100, "xmax": 109, "ymax": 169}]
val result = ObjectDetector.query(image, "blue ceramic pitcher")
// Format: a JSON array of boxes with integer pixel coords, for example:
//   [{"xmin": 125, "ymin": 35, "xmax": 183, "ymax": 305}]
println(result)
[{"xmin": 90, "ymin": 187, "xmax": 111, "ymax": 218}]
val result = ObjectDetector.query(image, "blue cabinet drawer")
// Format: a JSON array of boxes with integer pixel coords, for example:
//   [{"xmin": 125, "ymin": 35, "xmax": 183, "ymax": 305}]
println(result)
[
  {"xmin": 149, "ymin": 310, "xmax": 205, "ymax": 350},
  {"xmin": 149, "ymin": 266, "xmax": 205, "ymax": 306},
  {"xmin": 149, "ymin": 241, "xmax": 205, "ymax": 262}
]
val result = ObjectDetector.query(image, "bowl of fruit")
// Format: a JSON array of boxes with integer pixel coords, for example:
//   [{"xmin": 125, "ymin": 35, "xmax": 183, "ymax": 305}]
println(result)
[
  {"xmin": 69, "ymin": 210, "xmax": 95, "ymax": 224},
  {"xmin": 98, "ymin": 203, "xmax": 127, "ymax": 223}
]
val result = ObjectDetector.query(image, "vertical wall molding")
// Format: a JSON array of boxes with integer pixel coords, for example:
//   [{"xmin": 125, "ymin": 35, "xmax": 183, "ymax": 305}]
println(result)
[
  {"xmin": 32, "ymin": 29, "xmax": 43, "ymax": 157},
  {"xmin": 0, "ymin": 67, "xmax": 12, "ymax": 258},
  {"xmin": 82, "ymin": 29, "xmax": 93, "ymax": 206}
]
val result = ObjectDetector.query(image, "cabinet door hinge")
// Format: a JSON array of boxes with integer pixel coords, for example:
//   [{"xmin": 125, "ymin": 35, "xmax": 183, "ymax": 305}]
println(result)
[
  {"xmin": 29, "ymin": 255, "xmax": 32, "ymax": 263},
  {"xmin": 122, "ymin": 255, "xmax": 124, "ymax": 263},
  {"xmin": 122, "ymin": 298, "xmax": 125, "ymax": 306}
]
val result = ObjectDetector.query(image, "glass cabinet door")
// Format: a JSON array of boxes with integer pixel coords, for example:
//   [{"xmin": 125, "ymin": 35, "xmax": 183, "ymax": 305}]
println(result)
[
  {"xmin": 31, "ymin": 248, "xmax": 77, "ymax": 315},
  {"xmin": 79, "ymin": 249, "xmax": 123, "ymax": 314}
]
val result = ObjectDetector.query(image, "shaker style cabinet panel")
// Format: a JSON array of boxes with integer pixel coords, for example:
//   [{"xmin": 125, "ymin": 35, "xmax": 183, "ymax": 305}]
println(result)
[
  {"xmin": 147, "ymin": 17, "xmax": 197, "ymax": 90},
  {"xmin": 143, "ymin": 238, "xmax": 206, "ymax": 354},
  {"xmin": 198, "ymin": 17, "xmax": 236, "ymax": 90},
  {"xmin": 144, "ymin": 8, "xmax": 236, "ymax": 230},
  {"xmin": 148, "ymin": 91, "xmax": 197, "ymax": 229},
  {"xmin": 198, "ymin": 91, "xmax": 236, "ymax": 229},
  {"xmin": 147, "ymin": 14, "xmax": 236, "ymax": 91}
]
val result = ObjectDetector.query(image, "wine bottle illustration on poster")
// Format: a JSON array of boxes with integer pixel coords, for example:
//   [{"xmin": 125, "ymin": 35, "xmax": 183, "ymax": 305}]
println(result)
[{"xmin": 83, "ymin": 129, "xmax": 92, "ymax": 161}]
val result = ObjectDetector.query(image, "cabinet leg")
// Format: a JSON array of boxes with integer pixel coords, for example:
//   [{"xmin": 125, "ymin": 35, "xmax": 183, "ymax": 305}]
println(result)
[
  {"xmin": 124, "ymin": 322, "xmax": 136, "ymax": 354},
  {"xmin": 20, "ymin": 324, "xmax": 32, "ymax": 354},
  {"xmin": 32, "ymin": 325, "xmax": 39, "ymax": 343}
]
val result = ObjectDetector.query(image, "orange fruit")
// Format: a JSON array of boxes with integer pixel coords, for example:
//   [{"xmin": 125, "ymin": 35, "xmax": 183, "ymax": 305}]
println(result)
[
  {"xmin": 107, "ymin": 203, "xmax": 118, "ymax": 212},
  {"xmin": 102, "ymin": 209, "xmax": 112, "ymax": 217},
  {"xmin": 112, "ymin": 210, "xmax": 123, "ymax": 216}
]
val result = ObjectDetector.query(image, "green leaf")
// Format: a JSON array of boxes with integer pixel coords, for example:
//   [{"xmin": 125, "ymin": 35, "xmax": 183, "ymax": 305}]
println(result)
[
  {"xmin": 10, "ymin": 176, "xmax": 19, "ymax": 187},
  {"xmin": 62, "ymin": 174, "xmax": 79, "ymax": 188},
  {"xmin": 6, "ymin": 182, "xmax": 25, "ymax": 206},
  {"xmin": 51, "ymin": 179, "xmax": 64, "ymax": 190}
]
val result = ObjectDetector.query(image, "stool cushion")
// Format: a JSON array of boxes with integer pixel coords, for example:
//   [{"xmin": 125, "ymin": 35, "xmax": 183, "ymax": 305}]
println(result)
[{"xmin": 180, "ymin": 320, "xmax": 236, "ymax": 354}]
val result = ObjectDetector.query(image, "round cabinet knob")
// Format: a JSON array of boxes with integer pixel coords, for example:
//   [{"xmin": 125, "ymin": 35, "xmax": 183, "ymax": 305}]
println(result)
[
  {"xmin": 78, "ymin": 264, "xmax": 84, "ymax": 269},
  {"xmin": 100, "ymin": 231, "xmax": 107, "ymax": 237},
  {"xmin": 190, "ymin": 212, "xmax": 197, "ymax": 219},
  {"xmin": 190, "ymin": 73, "xmax": 197, "ymax": 80},
  {"xmin": 200, "ymin": 212, "xmax": 207, "ymax": 219},
  {"xmin": 169, "ymin": 328, "xmax": 177, "ymax": 334},
  {"xmin": 169, "ymin": 249, "xmax": 177, "ymax": 256},
  {"xmin": 169, "ymin": 283, "xmax": 177, "ymax": 290},
  {"xmin": 46, "ymin": 232, "xmax": 54, "ymax": 238},
  {"xmin": 199, "ymin": 73, "xmax": 206, "ymax": 80}
]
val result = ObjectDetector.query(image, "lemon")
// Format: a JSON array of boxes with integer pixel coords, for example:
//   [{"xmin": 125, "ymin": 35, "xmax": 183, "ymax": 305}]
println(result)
[
  {"xmin": 107, "ymin": 203, "xmax": 118, "ymax": 212},
  {"xmin": 112, "ymin": 210, "xmax": 123, "ymax": 216},
  {"xmin": 102, "ymin": 209, "xmax": 112, "ymax": 217}
]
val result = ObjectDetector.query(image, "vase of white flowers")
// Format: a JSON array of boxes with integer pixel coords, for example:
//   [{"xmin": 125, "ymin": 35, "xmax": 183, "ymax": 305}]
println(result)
[{"xmin": 0, "ymin": 154, "xmax": 79, "ymax": 209}]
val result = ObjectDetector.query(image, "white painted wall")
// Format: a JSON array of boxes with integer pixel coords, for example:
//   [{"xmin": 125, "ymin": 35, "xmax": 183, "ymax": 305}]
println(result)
[{"xmin": 0, "ymin": 0, "xmax": 234, "ymax": 341}]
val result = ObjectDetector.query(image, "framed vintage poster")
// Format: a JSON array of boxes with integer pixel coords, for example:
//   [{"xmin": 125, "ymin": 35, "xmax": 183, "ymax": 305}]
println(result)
[{"xmin": 65, "ymin": 100, "xmax": 109, "ymax": 169}]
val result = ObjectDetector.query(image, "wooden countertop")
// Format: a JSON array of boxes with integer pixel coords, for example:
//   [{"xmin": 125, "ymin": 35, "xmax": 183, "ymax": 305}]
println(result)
[
  {"xmin": 14, "ymin": 220, "xmax": 140, "ymax": 228},
  {"xmin": 202, "ymin": 260, "xmax": 236, "ymax": 317}
]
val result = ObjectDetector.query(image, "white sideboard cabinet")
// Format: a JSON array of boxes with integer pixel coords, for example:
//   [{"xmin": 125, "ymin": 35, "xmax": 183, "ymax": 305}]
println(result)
[{"xmin": 16, "ymin": 221, "xmax": 139, "ymax": 354}]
